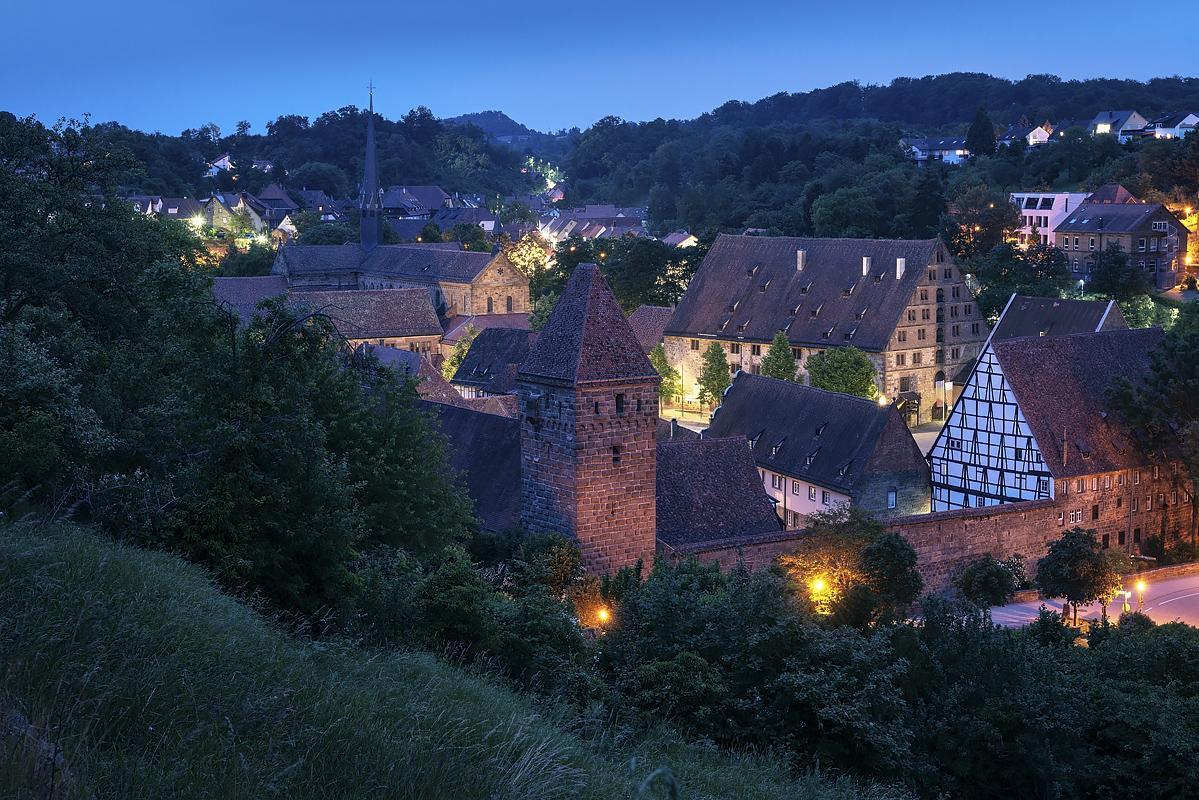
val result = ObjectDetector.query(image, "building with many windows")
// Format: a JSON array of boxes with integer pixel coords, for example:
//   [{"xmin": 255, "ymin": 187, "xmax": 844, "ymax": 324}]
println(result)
[
  {"xmin": 1052, "ymin": 202, "xmax": 1188, "ymax": 290},
  {"xmin": 1009, "ymin": 191, "xmax": 1090, "ymax": 247},
  {"xmin": 663, "ymin": 235, "xmax": 989, "ymax": 425}
]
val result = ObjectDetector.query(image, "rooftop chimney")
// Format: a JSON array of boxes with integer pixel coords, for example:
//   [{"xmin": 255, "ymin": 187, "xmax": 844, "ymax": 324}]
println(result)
[
  {"xmin": 896, "ymin": 257, "xmax": 906, "ymax": 280},
  {"xmin": 797, "ymin": 249, "xmax": 807, "ymax": 272},
  {"xmin": 862, "ymin": 256, "xmax": 872, "ymax": 277}
]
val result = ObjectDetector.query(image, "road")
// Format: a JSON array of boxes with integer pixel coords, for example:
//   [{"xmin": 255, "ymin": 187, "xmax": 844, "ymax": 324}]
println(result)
[{"xmin": 990, "ymin": 572, "xmax": 1199, "ymax": 627}]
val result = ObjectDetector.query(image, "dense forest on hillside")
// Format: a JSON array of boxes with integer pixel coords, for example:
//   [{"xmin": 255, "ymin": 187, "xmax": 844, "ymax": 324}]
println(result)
[{"xmin": 80, "ymin": 104, "xmax": 543, "ymax": 199}]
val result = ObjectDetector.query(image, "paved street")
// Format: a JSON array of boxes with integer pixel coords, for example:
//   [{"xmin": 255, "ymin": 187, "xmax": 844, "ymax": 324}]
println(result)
[{"xmin": 990, "ymin": 572, "xmax": 1199, "ymax": 628}]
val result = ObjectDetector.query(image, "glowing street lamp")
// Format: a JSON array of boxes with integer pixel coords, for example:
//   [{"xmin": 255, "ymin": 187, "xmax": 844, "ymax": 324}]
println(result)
[
  {"xmin": 596, "ymin": 606, "xmax": 611, "ymax": 625},
  {"xmin": 1136, "ymin": 579, "xmax": 1147, "ymax": 611}
]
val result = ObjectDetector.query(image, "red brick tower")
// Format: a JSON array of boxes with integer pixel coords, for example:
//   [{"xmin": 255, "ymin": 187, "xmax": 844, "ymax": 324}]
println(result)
[{"xmin": 517, "ymin": 263, "xmax": 660, "ymax": 573}]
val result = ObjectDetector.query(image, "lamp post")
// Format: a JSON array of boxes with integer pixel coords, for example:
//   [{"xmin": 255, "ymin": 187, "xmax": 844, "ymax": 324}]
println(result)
[{"xmin": 1136, "ymin": 579, "xmax": 1146, "ymax": 611}]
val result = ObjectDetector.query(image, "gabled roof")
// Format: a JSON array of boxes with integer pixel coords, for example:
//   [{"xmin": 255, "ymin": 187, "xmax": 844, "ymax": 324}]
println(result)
[
  {"xmin": 1054, "ymin": 202, "xmax": 1176, "ymax": 234},
  {"xmin": 627, "ymin": 305, "xmax": 674, "ymax": 352},
  {"xmin": 464, "ymin": 394, "xmax": 520, "ymax": 418},
  {"xmin": 273, "ymin": 243, "xmax": 498, "ymax": 283},
  {"xmin": 256, "ymin": 183, "xmax": 299, "ymax": 210},
  {"xmin": 1148, "ymin": 111, "xmax": 1199, "ymax": 129},
  {"xmin": 361, "ymin": 344, "xmax": 467, "ymax": 407},
  {"xmin": 1085, "ymin": 184, "xmax": 1140, "ymax": 205},
  {"xmin": 158, "ymin": 197, "xmax": 203, "ymax": 218},
  {"xmin": 453, "ymin": 328, "xmax": 539, "ymax": 394},
  {"xmin": 518, "ymin": 263, "xmax": 657, "ymax": 385},
  {"xmin": 990, "ymin": 295, "xmax": 1125, "ymax": 343},
  {"xmin": 706, "ymin": 372, "xmax": 904, "ymax": 494},
  {"xmin": 290, "ymin": 288, "xmax": 442, "ymax": 339},
  {"xmin": 665, "ymin": 234, "xmax": 940, "ymax": 351},
  {"xmin": 442, "ymin": 313, "xmax": 531, "ymax": 345},
  {"xmin": 991, "ymin": 328, "xmax": 1165, "ymax": 478},
  {"xmin": 1091, "ymin": 110, "xmax": 1143, "ymax": 131},
  {"xmin": 211, "ymin": 275, "xmax": 288, "ymax": 326},
  {"xmin": 381, "ymin": 185, "xmax": 451, "ymax": 213},
  {"xmin": 656, "ymin": 418, "xmax": 701, "ymax": 441},
  {"xmin": 655, "ymin": 437, "xmax": 783, "ymax": 547},
  {"xmin": 421, "ymin": 401, "xmax": 521, "ymax": 532}
]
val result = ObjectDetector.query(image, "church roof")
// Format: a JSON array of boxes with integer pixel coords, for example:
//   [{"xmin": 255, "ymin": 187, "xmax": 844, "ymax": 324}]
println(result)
[
  {"xmin": 290, "ymin": 288, "xmax": 442, "ymax": 340},
  {"xmin": 518, "ymin": 263, "xmax": 657, "ymax": 385},
  {"xmin": 211, "ymin": 275, "xmax": 288, "ymax": 326},
  {"xmin": 665, "ymin": 234, "xmax": 941, "ymax": 352},
  {"xmin": 991, "ymin": 328, "xmax": 1165, "ymax": 479},
  {"xmin": 655, "ymin": 437, "xmax": 783, "ymax": 547}
]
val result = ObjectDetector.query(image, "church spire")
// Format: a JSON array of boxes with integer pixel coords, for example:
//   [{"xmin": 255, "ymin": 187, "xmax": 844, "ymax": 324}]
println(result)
[{"xmin": 360, "ymin": 83, "xmax": 382, "ymax": 252}]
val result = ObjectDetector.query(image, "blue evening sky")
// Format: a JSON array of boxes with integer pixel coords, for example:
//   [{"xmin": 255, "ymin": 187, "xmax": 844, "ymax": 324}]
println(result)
[{"xmin": 2, "ymin": 0, "xmax": 1195, "ymax": 134}]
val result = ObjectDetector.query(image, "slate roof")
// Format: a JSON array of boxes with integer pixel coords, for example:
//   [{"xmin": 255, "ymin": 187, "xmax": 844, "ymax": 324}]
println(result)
[
  {"xmin": 274, "ymin": 243, "xmax": 496, "ymax": 283},
  {"xmin": 990, "ymin": 295, "xmax": 1125, "ymax": 342},
  {"xmin": 655, "ymin": 437, "xmax": 783, "ymax": 547},
  {"xmin": 1091, "ymin": 110, "xmax": 1143, "ymax": 132},
  {"xmin": 297, "ymin": 189, "xmax": 337, "ymax": 211},
  {"xmin": 706, "ymin": 372, "xmax": 900, "ymax": 494},
  {"xmin": 257, "ymin": 183, "xmax": 299, "ymax": 210},
  {"xmin": 656, "ymin": 418, "xmax": 700, "ymax": 441},
  {"xmin": 453, "ymin": 328, "xmax": 539, "ymax": 394},
  {"xmin": 432, "ymin": 207, "xmax": 499, "ymax": 228},
  {"xmin": 1149, "ymin": 111, "xmax": 1198, "ymax": 129},
  {"xmin": 387, "ymin": 218, "xmax": 428, "ymax": 241},
  {"xmin": 627, "ymin": 305, "xmax": 674, "ymax": 352},
  {"xmin": 158, "ymin": 197, "xmax": 203, "ymax": 219},
  {"xmin": 211, "ymin": 275, "xmax": 288, "ymax": 325},
  {"xmin": 290, "ymin": 288, "xmax": 442, "ymax": 339},
  {"xmin": 361, "ymin": 344, "xmax": 467, "ymax": 407},
  {"xmin": 903, "ymin": 137, "xmax": 969, "ymax": 152},
  {"xmin": 518, "ymin": 263, "xmax": 658, "ymax": 385},
  {"xmin": 991, "ymin": 328, "xmax": 1165, "ymax": 479},
  {"xmin": 443, "ymin": 313, "xmax": 531, "ymax": 345},
  {"xmin": 1085, "ymin": 184, "xmax": 1140, "ymax": 205},
  {"xmin": 421, "ymin": 401, "xmax": 521, "ymax": 532},
  {"xmin": 1054, "ymin": 202, "xmax": 1175, "ymax": 234},
  {"xmin": 666, "ymin": 234, "xmax": 940, "ymax": 351},
  {"xmin": 464, "ymin": 394, "xmax": 520, "ymax": 418},
  {"xmin": 382, "ymin": 185, "xmax": 451, "ymax": 214}
]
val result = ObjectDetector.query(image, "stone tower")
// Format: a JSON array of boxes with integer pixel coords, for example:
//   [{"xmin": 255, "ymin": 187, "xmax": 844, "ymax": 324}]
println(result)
[
  {"xmin": 517, "ymin": 263, "xmax": 659, "ymax": 573},
  {"xmin": 359, "ymin": 88, "xmax": 382, "ymax": 252}
]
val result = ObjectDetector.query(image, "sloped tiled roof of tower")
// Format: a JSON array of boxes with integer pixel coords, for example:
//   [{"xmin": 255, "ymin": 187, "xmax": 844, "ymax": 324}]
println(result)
[{"xmin": 518, "ymin": 263, "xmax": 657, "ymax": 384}]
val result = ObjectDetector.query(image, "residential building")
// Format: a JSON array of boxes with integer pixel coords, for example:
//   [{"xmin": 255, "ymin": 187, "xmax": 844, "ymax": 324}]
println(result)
[
  {"xmin": 1085, "ymin": 183, "xmax": 1141, "ymax": 205},
  {"xmin": 451, "ymin": 328, "xmax": 538, "ymax": 399},
  {"xmin": 998, "ymin": 121, "xmax": 1052, "ymax": 148},
  {"xmin": 296, "ymin": 189, "xmax": 342, "ymax": 221},
  {"xmin": 441, "ymin": 312, "xmax": 531, "ymax": 359},
  {"xmin": 380, "ymin": 185, "xmax": 452, "ymax": 219},
  {"xmin": 1090, "ymin": 110, "xmax": 1149, "ymax": 143},
  {"xmin": 1147, "ymin": 112, "xmax": 1198, "ymax": 139},
  {"xmin": 1009, "ymin": 191, "xmax": 1090, "ymax": 246},
  {"xmin": 1052, "ymin": 202, "xmax": 1188, "ymax": 290},
  {"xmin": 901, "ymin": 137, "xmax": 969, "ymax": 164},
  {"xmin": 706, "ymin": 373, "xmax": 931, "ymax": 527},
  {"xmin": 989, "ymin": 294, "xmax": 1126, "ymax": 343},
  {"xmin": 927, "ymin": 327, "xmax": 1192, "ymax": 552},
  {"xmin": 539, "ymin": 205, "xmax": 647, "ymax": 242},
  {"xmin": 662, "ymin": 230, "xmax": 699, "ymax": 248},
  {"xmin": 255, "ymin": 183, "xmax": 300, "ymax": 228},
  {"xmin": 431, "ymin": 206, "xmax": 501, "ymax": 234},
  {"xmin": 663, "ymin": 235, "xmax": 989, "ymax": 425}
]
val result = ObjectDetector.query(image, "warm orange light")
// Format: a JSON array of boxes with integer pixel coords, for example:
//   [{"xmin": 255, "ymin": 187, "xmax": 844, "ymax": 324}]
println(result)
[
  {"xmin": 1136, "ymin": 580, "xmax": 1146, "ymax": 593},
  {"xmin": 810, "ymin": 577, "xmax": 827, "ymax": 594},
  {"xmin": 596, "ymin": 607, "xmax": 611, "ymax": 624}
]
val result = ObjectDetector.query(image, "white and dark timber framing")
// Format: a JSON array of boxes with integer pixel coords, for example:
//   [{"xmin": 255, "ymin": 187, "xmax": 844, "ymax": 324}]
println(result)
[{"xmin": 928, "ymin": 293, "xmax": 1125, "ymax": 511}]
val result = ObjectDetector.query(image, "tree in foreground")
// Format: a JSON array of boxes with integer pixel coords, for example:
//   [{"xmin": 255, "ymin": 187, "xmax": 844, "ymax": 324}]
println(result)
[
  {"xmin": 965, "ymin": 106, "xmax": 997, "ymax": 157},
  {"xmin": 648, "ymin": 343, "xmax": 681, "ymax": 400},
  {"xmin": 806, "ymin": 346, "xmax": 878, "ymax": 399},
  {"xmin": 1036, "ymin": 528, "xmax": 1124, "ymax": 624},
  {"xmin": 955, "ymin": 554, "xmax": 1018, "ymax": 607},
  {"xmin": 759, "ymin": 331, "xmax": 797, "ymax": 381},
  {"xmin": 697, "ymin": 341, "xmax": 731, "ymax": 405}
]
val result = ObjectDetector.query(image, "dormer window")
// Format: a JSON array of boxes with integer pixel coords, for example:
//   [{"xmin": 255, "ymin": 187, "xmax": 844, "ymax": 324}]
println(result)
[
  {"xmin": 810, "ymin": 303, "xmax": 823, "ymax": 318},
  {"xmin": 800, "ymin": 282, "xmax": 812, "ymax": 295},
  {"xmin": 806, "ymin": 447, "xmax": 820, "ymax": 466},
  {"xmin": 771, "ymin": 437, "xmax": 786, "ymax": 457},
  {"xmin": 856, "ymin": 307, "xmax": 868, "ymax": 320},
  {"xmin": 737, "ymin": 321, "xmax": 748, "ymax": 333},
  {"xmin": 842, "ymin": 285, "xmax": 854, "ymax": 297},
  {"xmin": 759, "ymin": 280, "xmax": 770, "ymax": 293},
  {"xmin": 746, "ymin": 264, "xmax": 760, "ymax": 277},
  {"xmin": 726, "ymin": 300, "xmax": 739, "ymax": 312},
  {"xmin": 815, "ymin": 423, "xmax": 827, "ymax": 436},
  {"xmin": 822, "ymin": 327, "xmax": 833, "ymax": 339}
]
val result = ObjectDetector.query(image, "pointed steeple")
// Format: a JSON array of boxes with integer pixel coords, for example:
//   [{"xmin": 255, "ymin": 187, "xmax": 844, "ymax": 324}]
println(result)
[
  {"xmin": 360, "ymin": 84, "xmax": 382, "ymax": 252},
  {"xmin": 518, "ymin": 263, "xmax": 658, "ymax": 385}
]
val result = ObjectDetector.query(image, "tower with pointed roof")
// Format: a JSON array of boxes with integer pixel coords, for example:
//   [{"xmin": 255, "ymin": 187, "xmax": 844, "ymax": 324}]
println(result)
[
  {"xmin": 360, "ymin": 87, "xmax": 382, "ymax": 252},
  {"xmin": 517, "ymin": 263, "xmax": 660, "ymax": 573}
]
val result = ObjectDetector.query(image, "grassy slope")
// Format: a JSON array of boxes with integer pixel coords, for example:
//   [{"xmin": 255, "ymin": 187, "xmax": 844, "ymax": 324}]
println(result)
[{"xmin": 0, "ymin": 525, "xmax": 907, "ymax": 800}]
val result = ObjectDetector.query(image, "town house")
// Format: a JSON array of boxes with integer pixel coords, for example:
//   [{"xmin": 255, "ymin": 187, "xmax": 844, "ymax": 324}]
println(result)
[{"xmin": 1052, "ymin": 202, "xmax": 1188, "ymax": 290}]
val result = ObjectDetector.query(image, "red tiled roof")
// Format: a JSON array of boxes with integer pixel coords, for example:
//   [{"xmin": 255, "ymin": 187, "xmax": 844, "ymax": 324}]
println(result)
[
  {"xmin": 291, "ymin": 288, "xmax": 442, "ymax": 340},
  {"xmin": 627, "ymin": 305, "xmax": 674, "ymax": 352},
  {"xmin": 518, "ymin": 263, "xmax": 657, "ymax": 385}
]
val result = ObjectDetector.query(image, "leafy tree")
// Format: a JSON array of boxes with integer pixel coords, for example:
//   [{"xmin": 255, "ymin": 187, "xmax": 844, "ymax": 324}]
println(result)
[
  {"xmin": 805, "ymin": 346, "xmax": 878, "ymax": 399},
  {"xmin": 1036, "ymin": 528, "xmax": 1124, "ymax": 624},
  {"xmin": 648, "ymin": 343, "xmax": 681, "ymax": 400},
  {"xmin": 216, "ymin": 242, "xmax": 276, "ymax": 276},
  {"xmin": 906, "ymin": 166, "xmax": 946, "ymax": 237},
  {"xmin": 760, "ymin": 331, "xmax": 798, "ymax": 381},
  {"xmin": 288, "ymin": 161, "xmax": 349, "ymax": 198},
  {"xmin": 449, "ymin": 222, "xmax": 490, "ymax": 252},
  {"xmin": 501, "ymin": 232, "xmax": 551, "ymax": 295},
  {"xmin": 696, "ymin": 341, "xmax": 731, "ymax": 404},
  {"xmin": 1088, "ymin": 242, "xmax": 1152, "ymax": 302},
  {"xmin": 529, "ymin": 292, "xmax": 557, "ymax": 331},
  {"xmin": 858, "ymin": 532, "xmax": 922, "ymax": 614},
  {"xmin": 973, "ymin": 242, "xmax": 1073, "ymax": 320},
  {"xmin": 299, "ymin": 221, "xmax": 357, "ymax": 245},
  {"xmin": 965, "ymin": 107, "xmax": 997, "ymax": 157},
  {"xmin": 955, "ymin": 554, "xmax": 1018, "ymax": 607},
  {"xmin": 777, "ymin": 506, "xmax": 885, "ymax": 612},
  {"xmin": 441, "ymin": 324, "xmax": 480, "ymax": 380},
  {"xmin": 417, "ymin": 221, "xmax": 442, "ymax": 244}
]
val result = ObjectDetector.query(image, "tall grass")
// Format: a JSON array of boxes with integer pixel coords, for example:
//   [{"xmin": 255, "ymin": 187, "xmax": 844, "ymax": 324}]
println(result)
[{"xmin": 0, "ymin": 524, "xmax": 907, "ymax": 799}]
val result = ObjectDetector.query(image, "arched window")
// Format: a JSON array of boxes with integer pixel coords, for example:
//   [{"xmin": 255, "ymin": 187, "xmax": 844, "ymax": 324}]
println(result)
[
  {"xmin": 487, "ymin": 296, "xmax": 493, "ymax": 313},
  {"xmin": 506, "ymin": 295, "xmax": 513, "ymax": 312}
]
